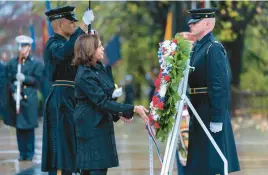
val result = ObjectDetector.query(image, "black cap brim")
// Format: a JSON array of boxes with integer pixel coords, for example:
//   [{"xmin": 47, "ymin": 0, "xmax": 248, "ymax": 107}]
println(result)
[
  {"xmin": 65, "ymin": 15, "xmax": 78, "ymax": 22},
  {"xmin": 188, "ymin": 19, "xmax": 202, "ymax": 25}
]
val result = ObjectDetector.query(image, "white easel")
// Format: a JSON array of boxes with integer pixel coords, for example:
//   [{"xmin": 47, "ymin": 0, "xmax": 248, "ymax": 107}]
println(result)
[{"xmin": 160, "ymin": 59, "xmax": 228, "ymax": 175}]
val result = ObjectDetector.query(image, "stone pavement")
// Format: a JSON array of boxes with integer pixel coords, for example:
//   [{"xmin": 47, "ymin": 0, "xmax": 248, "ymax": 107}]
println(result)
[{"xmin": 0, "ymin": 115, "xmax": 268, "ymax": 175}]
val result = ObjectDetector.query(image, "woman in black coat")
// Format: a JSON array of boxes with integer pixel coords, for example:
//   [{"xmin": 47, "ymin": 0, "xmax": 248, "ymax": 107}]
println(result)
[{"xmin": 73, "ymin": 33, "xmax": 149, "ymax": 175}]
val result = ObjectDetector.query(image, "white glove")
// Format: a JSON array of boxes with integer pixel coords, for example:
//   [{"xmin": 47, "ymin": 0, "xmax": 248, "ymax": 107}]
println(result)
[
  {"xmin": 14, "ymin": 80, "xmax": 19, "ymax": 86},
  {"xmin": 82, "ymin": 10, "xmax": 94, "ymax": 25},
  {"xmin": 112, "ymin": 87, "xmax": 122, "ymax": 98},
  {"xmin": 210, "ymin": 122, "xmax": 223, "ymax": 133},
  {"xmin": 16, "ymin": 73, "xmax": 25, "ymax": 82},
  {"xmin": 13, "ymin": 93, "xmax": 22, "ymax": 101}
]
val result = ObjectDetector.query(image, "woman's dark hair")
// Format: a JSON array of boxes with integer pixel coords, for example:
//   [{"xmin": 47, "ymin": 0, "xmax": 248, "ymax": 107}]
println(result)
[{"xmin": 73, "ymin": 33, "xmax": 100, "ymax": 66}]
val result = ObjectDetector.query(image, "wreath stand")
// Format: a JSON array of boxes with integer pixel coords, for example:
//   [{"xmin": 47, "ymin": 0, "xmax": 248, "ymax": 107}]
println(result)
[{"xmin": 157, "ymin": 59, "xmax": 228, "ymax": 175}]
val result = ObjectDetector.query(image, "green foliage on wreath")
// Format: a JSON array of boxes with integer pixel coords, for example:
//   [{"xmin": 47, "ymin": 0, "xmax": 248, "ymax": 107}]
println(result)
[{"xmin": 155, "ymin": 34, "xmax": 191, "ymax": 142}]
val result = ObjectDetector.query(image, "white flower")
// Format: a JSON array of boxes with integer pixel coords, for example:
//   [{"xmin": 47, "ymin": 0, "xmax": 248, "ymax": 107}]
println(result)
[
  {"xmin": 171, "ymin": 42, "xmax": 177, "ymax": 52},
  {"xmin": 161, "ymin": 60, "xmax": 172, "ymax": 70},
  {"xmin": 162, "ymin": 68, "xmax": 169, "ymax": 74},
  {"xmin": 153, "ymin": 114, "xmax": 160, "ymax": 121},
  {"xmin": 160, "ymin": 61, "xmax": 166, "ymax": 70},
  {"xmin": 150, "ymin": 102, "xmax": 154, "ymax": 109},
  {"xmin": 159, "ymin": 83, "xmax": 168, "ymax": 97},
  {"xmin": 162, "ymin": 48, "xmax": 171, "ymax": 58},
  {"xmin": 152, "ymin": 110, "xmax": 160, "ymax": 120},
  {"xmin": 162, "ymin": 40, "xmax": 171, "ymax": 48}
]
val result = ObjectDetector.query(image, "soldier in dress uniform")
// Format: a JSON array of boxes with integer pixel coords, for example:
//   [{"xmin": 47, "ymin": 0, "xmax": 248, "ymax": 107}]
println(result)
[
  {"xmin": 41, "ymin": 5, "xmax": 93, "ymax": 175},
  {"xmin": 0, "ymin": 52, "xmax": 9, "ymax": 120},
  {"xmin": 6, "ymin": 35, "xmax": 44, "ymax": 161},
  {"xmin": 184, "ymin": 8, "xmax": 240, "ymax": 175}
]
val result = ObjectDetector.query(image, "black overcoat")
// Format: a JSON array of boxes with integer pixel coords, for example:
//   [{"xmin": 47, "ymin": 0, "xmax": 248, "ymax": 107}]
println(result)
[
  {"xmin": 5, "ymin": 56, "xmax": 43, "ymax": 129},
  {"xmin": 184, "ymin": 32, "xmax": 240, "ymax": 175},
  {"xmin": 41, "ymin": 28, "xmax": 84, "ymax": 172},
  {"xmin": 74, "ymin": 62, "xmax": 134, "ymax": 169}
]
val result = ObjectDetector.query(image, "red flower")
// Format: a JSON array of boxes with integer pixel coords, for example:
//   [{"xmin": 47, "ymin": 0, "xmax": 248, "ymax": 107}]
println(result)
[
  {"xmin": 152, "ymin": 96, "xmax": 159, "ymax": 105},
  {"xmin": 149, "ymin": 114, "xmax": 154, "ymax": 122},
  {"xmin": 154, "ymin": 78, "xmax": 161, "ymax": 88},
  {"xmin": 158, "ymin": 71, "xmax": 162, "ymax": 79},
  {"xmin": 154, "ymin": 122, "xmax": 160, "ymax": 129},
  {"xmin": 162, "ymin": 47, "xmax": 167, "ymax": 53},
  {"xmin": 164, "ymin": 75, "xmax": 170, "ymax": 82},
  {"xmin": 156, "ymin": 101, "xmax": 164, "ymax": 110},
  {"xmin": 173, "ymin": 39, "xmax": 178, "ymax": 44}
]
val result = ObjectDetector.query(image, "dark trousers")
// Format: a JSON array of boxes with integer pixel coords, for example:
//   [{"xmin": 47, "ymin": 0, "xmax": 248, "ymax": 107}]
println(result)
[
  {"xmin": 82, "ymin": 169, "xmax": 108, "ymax": 175},
  {"xmin": 16, "ymin": 128, "xmax": 35, "ymax": 158},
  {"xmin": 176, "ymin": 150, "xmax": 184, "ymax": 175},
  {"xmin": 48, "ymin": 170, "xmax": 72, "ymax": 175}
]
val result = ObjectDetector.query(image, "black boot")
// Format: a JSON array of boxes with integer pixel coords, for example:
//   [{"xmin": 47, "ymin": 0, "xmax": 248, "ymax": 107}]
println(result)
[
  {"xmin": 81, "ymin": 170, "xmax": 90, "ymax": 175},
  {"xmin": 24, "ymin": 156, "xmax": 33, "ymax": 161},
  {"xmin": 18, "ymin": 156, "xmax": 25, "ymax": 161}
]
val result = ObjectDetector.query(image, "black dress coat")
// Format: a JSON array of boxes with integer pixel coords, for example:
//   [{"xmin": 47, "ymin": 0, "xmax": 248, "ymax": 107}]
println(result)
[
  {"xmin": 74, "ymin": 62, "xmax": 134, "ymax": 170},
  {"xmin": 5, "ymin": 56, "xmax": 43, "ymax": 129},
  {"xmin": 184, "ymin": 32, "xmax": 240, "ymax": 175},
  {"xmin": 41, "ymin": 28, "xmax": 84, "ymax": 172}
]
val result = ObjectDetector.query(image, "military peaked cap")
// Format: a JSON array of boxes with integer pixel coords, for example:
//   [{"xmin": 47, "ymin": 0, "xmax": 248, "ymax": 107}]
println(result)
[
  {"xmin": 187, "ymin": 8, "xmax": 218, "ymax": 25},
  {"xmin": 45, "ymin": 6, "xmax": 78, "ymax": 22},
  {"xmin": 15, "ymin": 35, "xmax": 33, "ymax": 45}
]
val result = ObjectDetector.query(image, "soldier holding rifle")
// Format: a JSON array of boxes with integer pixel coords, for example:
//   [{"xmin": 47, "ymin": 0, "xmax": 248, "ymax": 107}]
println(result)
[{"xmin": 6, "ymin": 35, "xmax": 43, "ymax": 161}]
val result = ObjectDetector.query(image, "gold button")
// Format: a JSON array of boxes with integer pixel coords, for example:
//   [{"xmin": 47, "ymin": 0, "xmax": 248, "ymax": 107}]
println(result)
[{"xmin": 24, "ymin": 95, "xmax": 27, "ymax": 99}]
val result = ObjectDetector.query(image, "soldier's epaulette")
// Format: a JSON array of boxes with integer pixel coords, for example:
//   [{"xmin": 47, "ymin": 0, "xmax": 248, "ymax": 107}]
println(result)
[{"xmin": 206, "ymin": 40, "xmax": 226, "ymax": 55}]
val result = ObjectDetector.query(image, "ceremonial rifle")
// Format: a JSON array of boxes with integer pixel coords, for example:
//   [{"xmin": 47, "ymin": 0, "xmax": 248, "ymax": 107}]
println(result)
[
  {"xmin": 16, "ymin": 51, "xmax": 23, "ymax": 114},
  {"xmin": 88, "ymin": 1, "xmax": 91, "ymax": 32}
]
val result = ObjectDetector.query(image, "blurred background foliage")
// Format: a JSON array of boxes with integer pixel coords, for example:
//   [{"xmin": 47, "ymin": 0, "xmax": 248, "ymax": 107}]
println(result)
[{"xmin": 1, "ymin": 1, "xmax": 268, "ymax": 113}]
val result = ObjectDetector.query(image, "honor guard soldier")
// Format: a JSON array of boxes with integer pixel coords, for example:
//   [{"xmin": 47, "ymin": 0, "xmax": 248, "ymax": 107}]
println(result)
[
  {"xmin": 6, "ymin": 35, "xmax": 44, "ymax": 161},
  {"xmin": 184, "ymin": 8, "xmax": 240, "ymax": 175},
  {"xmin": 41, "ymin": 6, "xmax": 94, "ymax": 175}
]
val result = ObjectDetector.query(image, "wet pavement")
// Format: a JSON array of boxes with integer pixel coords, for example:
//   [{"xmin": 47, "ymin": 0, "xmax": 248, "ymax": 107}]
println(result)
[{"xmin": 1, "ymin": 115, "xmax": 268, "ymax": 175}]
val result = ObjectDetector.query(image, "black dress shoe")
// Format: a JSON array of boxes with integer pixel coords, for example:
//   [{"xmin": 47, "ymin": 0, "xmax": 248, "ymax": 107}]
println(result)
[
  {"xmin": 24, "ymin": 157, "xmax": 33, "ymax": 161},
  {"xmin": 18, "ymin": 156, "xmax": 25, "ymax": 161},
  {"xmin": 81, "ymin": 170, "xmax": 90, "ymax": 175}
]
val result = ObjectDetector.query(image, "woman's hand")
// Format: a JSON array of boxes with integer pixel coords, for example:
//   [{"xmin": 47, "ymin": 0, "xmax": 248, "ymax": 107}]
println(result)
[
  {"xmin": 120, "ymin": 116, "xmax": 133, "ymax": 123},
  {"xmin": 134, "ymin": 105, "xmax": 149, "ymax": 123}
]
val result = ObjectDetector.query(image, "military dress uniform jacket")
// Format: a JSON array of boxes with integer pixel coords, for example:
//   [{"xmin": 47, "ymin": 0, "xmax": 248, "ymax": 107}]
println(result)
[
  {"xmin": 5, "ymin": 56, "xmax": 43, "ymax": 129},
  {"xmin": 74, "ymin": 62, "xmax": 134, "ymax": 169},
  {"xmin": 41, "ymin": 27, "xmax": 85, "ymax": 172},
  {"xmin": 185, "ymin": 32, "xmax": 240, "ymax": 174}
]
